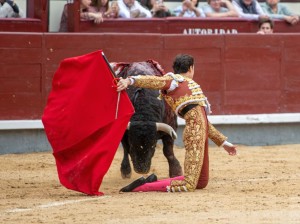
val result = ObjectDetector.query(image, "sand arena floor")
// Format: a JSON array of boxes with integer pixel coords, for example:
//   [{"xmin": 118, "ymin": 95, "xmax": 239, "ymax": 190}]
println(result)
[{"xmin": 1, "ymin": 144, "xmax": 300, "ymax": 224}]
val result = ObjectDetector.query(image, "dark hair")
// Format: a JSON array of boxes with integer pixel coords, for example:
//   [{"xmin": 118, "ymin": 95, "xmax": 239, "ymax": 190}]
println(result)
[
  {"xmin": 258, "ymin": 18, "xmax": 274, "ymax": 29},
  {"xmin": 172, "ymin": 54, "xmax": 194, "ymax": 74},
  {"xmin": 91, "ymin": 0, "xmax": 109, "ymax": 11}
]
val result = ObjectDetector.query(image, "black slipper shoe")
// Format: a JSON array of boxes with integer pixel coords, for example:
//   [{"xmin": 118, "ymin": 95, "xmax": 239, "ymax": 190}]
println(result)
[
  {"xmin": 145, "ymin": 173, "xmax": 157, "ymax": 183},
  {"xmin": 119, "ymin": 177, "xmax": 146, "ymax": 192}
]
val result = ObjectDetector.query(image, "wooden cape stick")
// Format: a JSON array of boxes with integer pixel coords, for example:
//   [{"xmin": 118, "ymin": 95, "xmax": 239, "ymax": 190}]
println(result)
[{"xmin": 101, "ymin": 52, "xmax": 121, "ymax": 119}]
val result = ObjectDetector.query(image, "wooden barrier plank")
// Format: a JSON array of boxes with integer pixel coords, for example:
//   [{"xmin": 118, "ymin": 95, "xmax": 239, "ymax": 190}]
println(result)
[
  {"xmin": 225, "ymin": 47, "xmax": 281, "ymax": 62},
  {"xmin": 0, "ymin": 49, "xmax": 42, "ymax": 64},
  {"xmin": 283, "ymin": 62, "xmax": 300, "ymax": 91},
  {"xmin": 0, "ymin": 64, "xmax": 41, "ymax": 77},
  {"xmin": 1, "ymin": 33, "xmax": 300, "ymax": 119},
  {"xmin": 225, "ymin": 35, "xmax": 283, "ymax": 48},
  {"xmin": 164, "ymin": 34, "xmax": 224, "ymax": 49},
  {"xmin": 282, "ymin": 90, "xmax": 300, "ymax": 105},
  {"xmin": 0, "ymin": 77, "xmax": 41, "ymax": 93},
  {"xmin": 0, "ymin": 93, "xmax": 43, "ymax": 119},
  {"xmin": 282, "ymin": 35, "xmax": 300, "ymax": 48},
  {"xmin": 0, "ymin": 33, "xmax": 42, "ymax": 48},
  {"xmin": 194, "ymin": 63, "xmax": 223, "ymax": 91},
  {"xmin": 79, "ymin": 19, "xmax": 168, "ymax": 33},
  {"xmin": 283, "ymin": 47, "xmax": 300, "ymax": 61},
  {"xmin": 0, "ymin": 19, "xmax": 43, "ymax": 32},
  {"xmin": 224, "ymin": 61, "xmax": 281, "ymax": 91},
  {"xmin": 225, "ymin": 90, "xmax": 281, "ymax": 105},
  {"xmin": 0, "ymin": 64, "xmax": 41, "ymax": 93}
]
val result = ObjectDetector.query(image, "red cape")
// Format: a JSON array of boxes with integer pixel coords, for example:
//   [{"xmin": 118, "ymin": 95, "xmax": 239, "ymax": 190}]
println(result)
[{"xmin": 42, "ymin": 50, "xmax": 134, "ymax": 195}]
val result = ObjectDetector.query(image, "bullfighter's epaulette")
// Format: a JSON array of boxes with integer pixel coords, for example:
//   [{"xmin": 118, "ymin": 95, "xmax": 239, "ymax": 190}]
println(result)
[{"xmin": 165, "ymin": 73, "xmax": 185, "ymax": 82}]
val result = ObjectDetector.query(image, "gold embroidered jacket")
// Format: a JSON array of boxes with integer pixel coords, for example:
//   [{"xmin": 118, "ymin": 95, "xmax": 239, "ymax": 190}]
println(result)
[
  {"xmin": 131, "ymin": 73, "xmax": 210, "ymax": 115},
  {"xmin": 131, "ymin": 73, "xmax": 227, "ymax": 147}
]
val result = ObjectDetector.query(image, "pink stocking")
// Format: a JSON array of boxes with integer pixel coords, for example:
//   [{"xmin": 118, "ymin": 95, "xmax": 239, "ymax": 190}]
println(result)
[{"xmin": 132, "ymin": 176, "xmax": 184, "ymax": 192}]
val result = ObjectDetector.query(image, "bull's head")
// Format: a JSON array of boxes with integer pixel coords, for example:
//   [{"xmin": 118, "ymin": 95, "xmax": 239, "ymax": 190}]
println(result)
[{"xmin": 126, "ymin": 121, "xmax": 177, "ymax": 174}]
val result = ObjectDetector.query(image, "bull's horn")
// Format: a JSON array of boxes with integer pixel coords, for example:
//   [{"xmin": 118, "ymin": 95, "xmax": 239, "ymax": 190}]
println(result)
[
  {"xmin": 156, "ymin": 123, "xmax": 177, "ymax": 140},
  {"xmin": 127, "ymin": 122, "xmax": 131, "ymax": 130}
]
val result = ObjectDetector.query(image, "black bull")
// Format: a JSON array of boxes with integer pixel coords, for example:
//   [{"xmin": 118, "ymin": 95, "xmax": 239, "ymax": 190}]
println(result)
[{"xmin": 113, "ymin": 60, "xmax": 183, "ymax": 178}]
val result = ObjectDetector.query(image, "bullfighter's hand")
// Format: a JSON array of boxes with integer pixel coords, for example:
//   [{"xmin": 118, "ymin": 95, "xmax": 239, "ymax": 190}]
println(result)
[
  {"xmin": 223, "ymin": 144, "xmax": 237, "ymax": 156},
  {"xmin": 117, "ymin": 78, "xmax": 130, "ymax": 92}
]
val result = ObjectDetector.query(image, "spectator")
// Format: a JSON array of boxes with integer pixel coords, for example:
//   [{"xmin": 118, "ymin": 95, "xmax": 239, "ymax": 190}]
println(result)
[
  {"xmin": 118, "ymin": 0, "xmax": 152, "ymax": 18},
  {"xmin": 202, "ymin": 0, "xmax": 238, "ymax": 18},
  {"xmin": 151, "ymin": 0, "xmax": 173, "ymax": 18},
  {"xmin": 0, "ymin": 0, "xmax": 24, "ymax": 18},
  {"xmin": 262, "ymin": 0, "xmax": 299, "ymax": 25},
  {"xmin": 257, "ymin": 17, "xmax": 274, "ymax": 34},
  {"xmin": 91, "ymin": 0, "xmax": 109, "ymax": 14},
  {"xmin": 173, "ymin": 0, "xmax": 205, "ymax": 18},
  {"xmin": 233, "ymin": 0, "xmax": 269, "ymax": 20},
  {"xmin": 92, "ymin": 0, "xmax": 119, "ymax": 18},
  {"xmin": 104, "ymin": 0, "xmax": 120, "ymax": 18},
  {"xmin": 59, "ymin": 0, "xmax": 103, "ymax": 32},
  {"xmin": 137, "ymin": 0, "xmax": 152, "ymax": 10},
  {"xmin": 136, "ymin": 0, "xmax": 172, "ymax": 17}
]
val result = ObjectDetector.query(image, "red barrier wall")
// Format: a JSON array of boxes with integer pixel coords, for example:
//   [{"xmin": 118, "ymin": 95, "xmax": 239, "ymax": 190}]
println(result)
[
  {"xmin": 1, "ymin": 33, "xmax": 300, "ymax": 119},
  {"xmin": 75, "ymin": 18, "xmax": 300, "ymax": 34}
]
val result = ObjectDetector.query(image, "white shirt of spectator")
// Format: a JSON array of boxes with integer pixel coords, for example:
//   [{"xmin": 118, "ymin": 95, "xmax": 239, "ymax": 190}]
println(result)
[
  {"xmin": 201, "ymin": 3, "xmax": 229, "ymax": 14},
  {"xmin": 118, "ymin": 0, "xmax": 152, "ymax": 18},
  {"xmin": 232, "ymin": 0, "xmax": 266, "ymax": 20},
  {"xmin": 0, "ymin": 2, "xmax": 24, "ymax": 18},
  {"xmin": 173, "ymin": 5, "xmax": 205, "ymax": 17}
]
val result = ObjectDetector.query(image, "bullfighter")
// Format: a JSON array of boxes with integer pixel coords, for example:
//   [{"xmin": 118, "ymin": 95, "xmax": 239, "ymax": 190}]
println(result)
[{"xmin": 117, "ymin": 54, "xmax": 237, "ymax": 192}]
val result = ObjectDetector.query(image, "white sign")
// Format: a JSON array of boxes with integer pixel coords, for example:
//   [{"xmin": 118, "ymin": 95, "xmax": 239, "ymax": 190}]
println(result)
[{"xmin": 183, "ymin": 28, "xmax": 238, "ymax": 35}]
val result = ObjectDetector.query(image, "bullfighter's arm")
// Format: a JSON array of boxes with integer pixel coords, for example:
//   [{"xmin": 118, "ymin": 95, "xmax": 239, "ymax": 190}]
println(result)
[
  {"xmin": 208, "ymin": 122, "xmax": 227, "ymax": 147},
  {"xmin": 130, "ymin": 75, "xmax": 174, "ymax": 90},
  {"xmin": 208, "ymin": 122, "xmax": 237, "ymax": 156}
]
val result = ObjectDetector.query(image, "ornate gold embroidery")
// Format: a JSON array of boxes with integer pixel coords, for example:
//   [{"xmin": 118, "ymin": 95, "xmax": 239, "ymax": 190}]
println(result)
[
  {"xmin": 132, "ymin": 75, "xmax": 172, "ymax": 90},
  {"xmin": 173, "ymin": 94, "xmax": 206, "ymax": 109},
  {"xmin": 170, "ymin": 106, "xmax": 207, "ymax": 192},
  {"xmin": 208, "ymin": 122, "xmax": 227, "ymax": 146},
  {"xmin": 133, "ymin": 74, "xmax": 208, "ymax": 114},
  {"xmin": 166, "ymin": 76, "xmax": 207, "ymax": 112}
]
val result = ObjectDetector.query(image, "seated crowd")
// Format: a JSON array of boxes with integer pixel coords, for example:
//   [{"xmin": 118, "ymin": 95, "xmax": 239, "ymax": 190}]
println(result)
[
  {"xmin": 0, "ymin": 0, "xmax": 298, "ymax": 29},
  {"xmin": 58, "ymin": 0, "xmax": 299, "ymax": 31}
]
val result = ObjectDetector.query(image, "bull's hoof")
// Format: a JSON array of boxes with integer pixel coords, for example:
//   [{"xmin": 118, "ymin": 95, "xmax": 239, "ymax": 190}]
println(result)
[
  {"xmin": 119, "ymin": 177, "xmax": 146, "ymax": 192},
  {"xmin": 121, "ymin": 164, "xmax": 132, "ymax": 179},
  {"xmin": 121, "ymin": 171, "xmax": 132, "ymax": 179},
  {"xmin": 169, "ymin": 162, "xmax": 183, "ymax": 178}
]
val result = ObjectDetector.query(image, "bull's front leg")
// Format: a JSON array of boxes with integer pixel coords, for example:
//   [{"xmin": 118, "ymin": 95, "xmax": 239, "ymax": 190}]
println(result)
[
  {"xmin": 162, "ymin": 136, "xmax": 183, "ymax": 177},
  {"xmin": 120, "ymin": 135, "xmax": 132, "ymax": 179}
]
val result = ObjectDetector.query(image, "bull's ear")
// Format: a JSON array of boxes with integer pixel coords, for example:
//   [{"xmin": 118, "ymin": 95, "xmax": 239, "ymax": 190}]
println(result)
[{"xmin": 156, "ymin": 123, "xmax": 177, "ymax": 140}]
